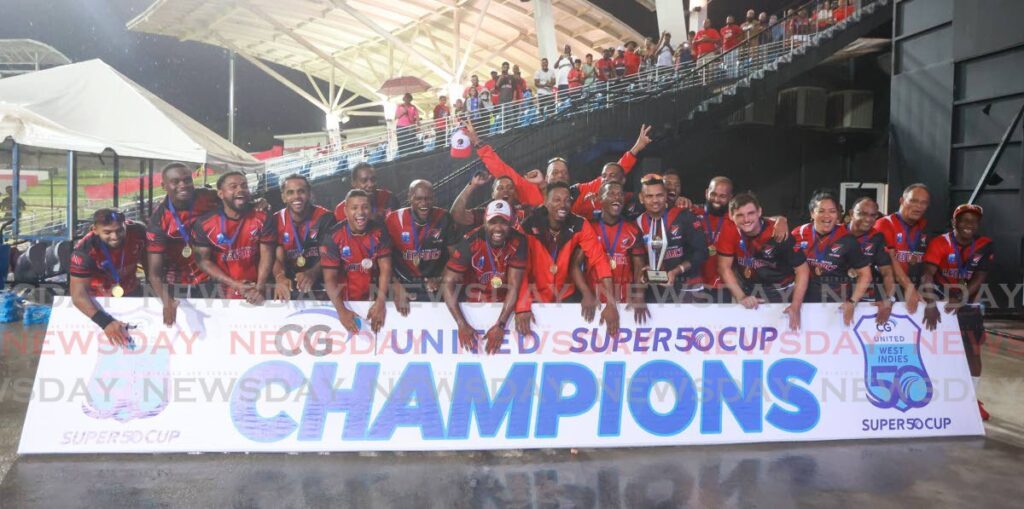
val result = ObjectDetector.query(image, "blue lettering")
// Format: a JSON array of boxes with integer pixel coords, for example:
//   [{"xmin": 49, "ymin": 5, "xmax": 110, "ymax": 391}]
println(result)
[
  {"xmin": 628, "ymin": 361, "xmax": 697, "ymax": 436},
  {"xmin": 230, "ymin": 361, "xmax": 305, "ymax": 442},
  {"xmin": 535, "ymin": 363, "xmax": 597, "ymax": 438},
  {"xmin": 700, "ymin": 360, "xmax": 764, "ymax": 434},
  {"xmin": 598, "ymin": 362, "xmax": 626, "ymax": 436},
  {"xmin": 367, "ymin": 363, "xmax": 444, "ymax": 439},
  {"xmin": 569, "ymin": 328, "xmax": 588, "ymax": 353},
  {"xmin": 421, "ymin": 329, "xmax": 443, "ymax": 354},
  {"xmin": 766, "ymin": 359, "xmax": 820, "ymax": 432},
  {"xmin": 299, "ymin": 363, "xmax": 378, "ymax": 441},
  {"xmin": 447, "ymin": 363, "xmax": 536, "ymax": 439},
  {"xmin": 719, "ymin": 327, "xmax": 737, "ymax": 352}
]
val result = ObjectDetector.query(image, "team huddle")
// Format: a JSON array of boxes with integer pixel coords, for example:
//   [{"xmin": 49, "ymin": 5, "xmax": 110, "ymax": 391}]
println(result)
[{"xmin": 68, "ymin": 124, "xmax": 994, "ymax": 393}]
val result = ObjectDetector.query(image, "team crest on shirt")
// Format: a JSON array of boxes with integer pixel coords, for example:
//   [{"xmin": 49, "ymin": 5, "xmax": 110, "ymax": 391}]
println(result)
[
  {"xmin": 283, "ymin": 232, "xmax": 291, "ymax": 243},
  {"xmin": 401, "ymin": 231, "xmax": 411, "ymax": 243},
  {"xmin": 341, "ymin": 246, "xmax": 351, "ymax": 257},
  {"xmin": 670, "ymin": 225, "xmax": 681, "ymax": 237},
  {"xmin": 763, "ymin": 246, "xmax": 775, "ymax": 257},
  {"xmin": 896, "ymin": 233, "xmax": 904, "ymax": 243},
  {"xmin": 947, "ymin": 253, "xmax": 956, "ymax": 263},
  {"xmin": 800, "ymin": 241, "xmax": 808, "ymax": 249},
  {"xmin": 473, "ymin": 255, "xmax": 486, "ymax": 270},
  {"xmin": 831, "ymin": 245, "xmax": 842, "ymax": 253}
]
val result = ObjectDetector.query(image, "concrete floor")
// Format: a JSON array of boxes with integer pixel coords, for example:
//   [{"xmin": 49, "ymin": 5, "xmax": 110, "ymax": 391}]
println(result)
[{"xmin": 1, "ymin": 321, "xmax": 1023, "ymax": 509}]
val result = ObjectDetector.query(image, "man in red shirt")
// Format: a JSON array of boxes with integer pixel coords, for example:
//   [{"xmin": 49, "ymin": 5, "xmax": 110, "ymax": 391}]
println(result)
[
  {"xmin": 443, "ymin": 200, "xmax": 529, "ymax": 353},
  {"xmin": 846, "ymin": 196, "xmax": 896, "ymax": 324},
  {"xmin": 385, "ymin": 180, "xmax": 460, "ymax": 313},
  {"xmin": 192, "ymin": 172, "xmax": 277, "ymax": 303},
  {"xmin": 596, "ymin": 48, "xmax": 614, "ymax": 81},
  {"xmin": 334, "ymin": 162, "xmax": 399, "ymax": 222},
  {"xmin": 70, "ymin": 209, "xmax": 148, "ymax": 346},
  {"xmin": 271, "ymin": 174, "xmax": 335, "ymax": 301},
  {"xmin": 580, "ymin": 181, "xmax": 645, "ymax": 310},
  {"xmin": 716, "ymin": 193, "xmax": 809, "ymax": 331},
  {"xmin": 320, "ymin": 189, "xmax": 393, "ymax": 334},
  {"xmin": 463, "ymin": 74, "xmax": 484, "ymax": 99},
  {"xmin": 921, "ymin": 204, "xmax": 994, "ymax": 420},
  {"xmin": 693, "ymin": 19, "xmax": 722, "ymax": 62},
  {"xmin": 623, "ymin": 41, "xmax": 642, "ymax": 76},
  {"xmin": 720, "ymin": 15, "xmax": 743, "ymax": 78},
  {"xmin": 875, "ymin": 183, "xmax": 930, "ymax": 313},
  {"xmin": 517, "ymin": 182, "xmax": 619, "ymax": 336},
  {"xmin": 450, "ymin": 172, "xmax": 528, "ymax": 232},
  {"xmin": 146, "ymin": 162, "xmax": 219, "ymax": 325}
]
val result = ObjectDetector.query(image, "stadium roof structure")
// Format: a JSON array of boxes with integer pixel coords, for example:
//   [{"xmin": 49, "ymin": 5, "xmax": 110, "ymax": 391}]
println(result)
[
  {"xmin": 0, "ymin": 39, "xmax": 72, "ymax": 78},
  {"xmin": 126, "ymin": 0, "xmax": 644, "ymax": 122}
]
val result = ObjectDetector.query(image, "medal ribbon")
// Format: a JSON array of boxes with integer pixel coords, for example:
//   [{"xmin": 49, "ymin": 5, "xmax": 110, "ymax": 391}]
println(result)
[
  {"xmin": 218, "ymin": 211, "xmax": 245, "ymax": 248},
  {"xmin": 286, "ymin": 209, "xmax": 312, "ymax": 255},
  {"xmin": 738, "ymin": 220, "xmax": 763, "ymax": 273},
  {"xmin": 896, "ymin": 213, "xmax": 921, "ymax": 253},
  {"xmin": 702, "ymin": 206, "xmax": 725, "ymax": 245},
  {"xmin": 600, "ymin": 220, "xmax": 624, "ymax": 262},
  {"xmin": 166, "ymin": 197, "xmax": 193, "ymax": 246},
  {"xmin": 484, "ymin": 241, "xmax": 501, "ymax": 280},
  {"xmin": 345, "ymin": 222, "xmax": 377, "ymax": 261},
  {"xmin": 98, "ymin": 239, "xmax": 126, "ymax": 289},
  {"xmin": 812, "ymin": 226, "xmax": 839, "ymax": 266},
  {"xmin": 949, "ymin": 233, "xmax": 978, "ymax": 282},
  {"xmin": 411, "ymin": 209, "xmax": 438, "ymax": 258}
]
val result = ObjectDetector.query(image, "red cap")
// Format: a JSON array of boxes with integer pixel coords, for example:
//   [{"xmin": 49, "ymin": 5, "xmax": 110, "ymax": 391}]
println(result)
[
  {"xmin": 952, "ymin": 203, "xmax": 984, "ymax": 220},
  {"xmin": 450, "ymin": 128, "xmax": 472, "ymax": 159}
]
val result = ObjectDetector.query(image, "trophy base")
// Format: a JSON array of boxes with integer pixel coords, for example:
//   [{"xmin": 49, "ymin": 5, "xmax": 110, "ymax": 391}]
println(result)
[{"xmin": 645, "ymin": 270, "xmax": 670, "ymax": 285}]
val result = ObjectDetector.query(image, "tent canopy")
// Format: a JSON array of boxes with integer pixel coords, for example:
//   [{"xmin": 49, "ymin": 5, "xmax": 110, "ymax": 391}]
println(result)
[{"xmin": 0, "ymin": 59, "xmax": 258, "ymax": 168}]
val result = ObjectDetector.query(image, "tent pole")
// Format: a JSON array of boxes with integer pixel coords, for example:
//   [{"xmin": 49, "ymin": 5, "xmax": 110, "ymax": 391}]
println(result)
[
  {"xmin": 148, "ymin": 160, "xmax": 155, "ymax": 216},
  {"xmin": 112, "ymin": 154, "xmax": 120, "ymax": 209},
  {"xmin": 66, "ymin": 151, "xmax": 76, "ymax": 241},
  {"xmin": 138, "ymin": 159, "xmax": 145, "ymax": 221},
  {"xmin": 11, "ymin": 142, "xmax": 19, "ymax": 240},
  {"xmin": 229, "ymin": 51, "xmax": 236, "ymax": 144}
]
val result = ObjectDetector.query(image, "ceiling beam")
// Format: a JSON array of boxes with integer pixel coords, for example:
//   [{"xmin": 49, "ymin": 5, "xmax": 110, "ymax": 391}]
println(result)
[
  {"xmin": 454, "ymin": 0, "xmax": 492, "ymax": 84},
  {"xmin": 216, "ymin": 36, "xmax": 331, "ymax": 114}
]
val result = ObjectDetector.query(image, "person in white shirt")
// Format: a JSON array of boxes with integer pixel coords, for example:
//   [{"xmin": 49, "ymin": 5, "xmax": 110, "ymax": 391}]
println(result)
[
  {"xmin": 553, "ymin": 44, "xmax": 574, "ymax": 92},
  {"xmin": 655, "ymin": 32, "xmax": 675, "ymax": 68},
  {"xmin": 533, "ymin": 57, "xmax": 556, "ymax": 117}
]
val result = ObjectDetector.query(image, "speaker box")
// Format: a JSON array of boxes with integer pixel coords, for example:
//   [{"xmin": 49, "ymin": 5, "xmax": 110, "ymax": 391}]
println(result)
[
  {"xmin": 778, "ymin": 87, "xmax": 827, "ymax": 128},
  {"xmin": 828, "ymin": 90, "xmax": 874, "ymax": 130}
]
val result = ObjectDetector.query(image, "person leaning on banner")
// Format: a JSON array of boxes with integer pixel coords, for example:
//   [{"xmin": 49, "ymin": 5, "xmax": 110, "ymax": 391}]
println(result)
[
  {"xmin": 146, "ymin": 162, "xmax": 220, "ymax": 325},
  {"xmin": 271, "ymin": 174, "xmax": 335, "ymax": 301},
  {"xmin": 70, "ymin": 209, "xmax": 148, "ymax": 346},
  {"xmin": 579, "ymin": 180, "xmax": 646, "ymax": 315},
  {"xmin": 319, "ymin": 189, "xmax": 393, "ymax": 334},
  {"xmin": 450, "ymin": 171, "xmax": 527, "ymax": 232},
  {"xmin": 633, "ymin": 174, "xmax": 708, "ymax": 313},
  {"xmin": 920, "ymin": 203, "xmax": 994, "ymax": 421},
  {"xmin": 516, "ymin": 182, "xmax": 619, "ymax": 336},
  {"xmin": 875, "ymin": 183, "xmax": 931, "ymax": 314},
  {"xmin": 334, "ymin": 162, "xmax": 400, "ymax": 223},
  {"xmin": 386, "ymin": 180, "xmax": 460, "ymax": 314},
  {"xmin": 443, "ymin": 200, "xmax": 529, "ymax": 353},
  {"xmin": 716, "ymin": 193, "xmax": 809, "ymax": 331},
  {"xmin": 191, "ymin": 171, "xmax": 277, "ymax": 304},
  {"xmin": 846, "ymin": 196, "xmax": 898, "ymax": 324},
  {"xmin": 791, "ymin": 190, "xmax": 872, "ymax": 326}
]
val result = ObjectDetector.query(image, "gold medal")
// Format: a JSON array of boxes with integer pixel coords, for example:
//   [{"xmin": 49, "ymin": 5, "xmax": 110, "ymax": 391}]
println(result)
[
  {"xmin": 490, "ymin": 276, "xmax": 503, "ymax": 289},
  {"xmin": 708, "ymin": 245, "xmax": 717, "ymax": 256},
  {"xmin": 111, "ymin": 284, "xmax": 125, "ymax": 298},
  {"xmin": 549, "ymin": 264, "xmax": 559, "ymax": 274},
  {"xmin": 847, "ymin": 268, "xmax": 857, "ymax": 279},
  {"xmin": 815, "ymin": 266, "xmax": 823, "ymax": 276},
  {"xmin": 296, "ymin": 255, "xmax": 307, "ymax": 268},
  {"xmin": 181, "ymin": 245, "xmax": 193, "ymax": 258},
  {"xmin": 743, "ymin": 267, "xmax": 753, "ymax": 279},
  {"xmin": 412, "ymin": 254, "xmax": 421, "ymax": 266},
  {"xmin": 361, "ymin": 258, "xmax": 373, "ymax": 270},
  {"xmin": 609, "ymin": 258, "xmax": 617, "ymax": 270}
]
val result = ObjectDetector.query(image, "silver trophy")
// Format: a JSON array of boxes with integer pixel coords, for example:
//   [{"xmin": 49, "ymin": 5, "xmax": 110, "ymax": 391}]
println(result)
[{"xmin": 645, "ymin": 216, "xmax": 669, "ymax": 285}]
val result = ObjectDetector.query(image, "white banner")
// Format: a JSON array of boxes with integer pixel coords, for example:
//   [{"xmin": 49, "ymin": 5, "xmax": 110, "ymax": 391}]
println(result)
[{"xmin": 18, "ymin": 297, "xmax": 983, "ymax": 454}]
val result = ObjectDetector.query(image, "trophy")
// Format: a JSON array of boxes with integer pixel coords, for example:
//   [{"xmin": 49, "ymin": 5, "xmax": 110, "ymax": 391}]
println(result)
[{"xmin": 645, "ymin": 216, "xmax": 670, "ymax": 285}]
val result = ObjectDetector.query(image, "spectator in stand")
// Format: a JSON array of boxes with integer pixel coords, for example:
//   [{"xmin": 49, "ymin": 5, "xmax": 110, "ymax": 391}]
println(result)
[
  {"xmin": 568, "ymin": 59, "xmax": 585, "ymax": 89},
  {"xmin": 794, "ymin": 8, "xmax": 812, "ymax": 36},
  {"xmin": 741, "ymin": 9, "xmax": 760, "ymax": 67},
  {"xmin": 394, "ymin": 93, "xmax": 420, "ymax": 157},
  {"xmin": 720, "ymin": 15, "xmax": 743, "ymax": 78},
  {"xmin": 512, "ymin": 64, "xmax": 527, "ymax": 100},
  {"xmin": 693, "ymin": 19, "xmax": 722, "ymax": 82},
  {"xmin": 613, "ymin": 47, "xmax": 628, "ymax": 78},
  {"xmin": 770, "ymin": 14, "xmax": 784, "ymax": 42},
  {"xmin": 465, "ymin": 86, "xmax": 482, "ymax": 122},
  {"xmin": 463, "ymin": 74, "xmax": 483, "ymax": 99},
  {"xmin": 453, "ymin": 98, "xmax": 465, "ymax": 116},
  {"xmin": 675, "ymin": 31, "xmax": 695, "ymax": 68},
  {"xmin": 655, "ymin": 31, "xmax": 675, "ymax": 70},
  {"xmin": 582, "ymin": 53, "xmax": 598, "ymax": 87},
  {"xmin": 833, "ymin": 0, "xmax": 855, "ymax": 23},
  {"xmin": 479, "ymin": 89, "xmax": 496, "ymax": 134},
  {"xmin": 495, "ymin": 62, "xmax": 515, "ymax": 105},
  {"xmin": 757, "ymin": 12, "xmax": 772, "ymax": 46},
  {"xmin": 641, "ymin": 37, "xmax": 657, "ymax": 73},
  {"xmin": 520, "ymin": 88, "xmax": 537, "ymax": 126},
  {"xmin": 553, "ymin": 44, "xmax": 575, "ymax": 94},
  {"xmin": 624, "ymin": 41, "xmax": 642, "ymax": 75},
  {"xmin": 484, "ymin": 71, "xmax": 499, "ymax": 105},
  {"xmin": 596, "ymin": 48, "xmax": 614, "ymax": 81},
  {"xmin": 433, "ymin": 95, "xmax": 450, "ymax": 142},
  {"xmin": 534, "ymin": 57, "xmax": 556, "ymax": 113},
  {"xmin": 816, "ymin": 2, "xmax": 834, "ymax": 30}
]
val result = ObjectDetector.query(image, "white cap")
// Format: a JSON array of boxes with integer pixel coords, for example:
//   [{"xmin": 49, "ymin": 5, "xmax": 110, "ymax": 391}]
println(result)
[
  {"xmin": 450, "ymin": 128, "xmax": 472, "ymax": 158},
  {"xmin": 485, "ymin": 200, "xmax": 512, "ymax": 222}
]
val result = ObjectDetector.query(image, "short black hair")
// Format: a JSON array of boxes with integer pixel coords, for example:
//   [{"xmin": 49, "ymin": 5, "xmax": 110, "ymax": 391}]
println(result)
[
  {"xmin": 599, "ymin": 180, "xmax": 623, "ymax": 197},
  {"xmin": 93, "ymin": 208, "xmax": 125, "ymax": 226},
  {"xmin": 281, "ymin": 173, "xmax": 311, "ymax": 189},
  {"xmin": 345, "ymin": 188, "xmax": 371, "ymax": 201},
  {"xmin": 545, "ymin": 181, "xmax": 572, "ymax": 197},
  {"xmin": 351, "ymin": 162, "xmax": 375, "ymax": 180},
  {"xmin": 160, "ymin": 162, "xmax": 191, "ymax": 178},
  {"xmin": 729, "ymin": 192, "xmax": 761, "ymax": 214},
  {"xmin": 851, "ymin": 195, "xmax": 876, "ymax": 210},
  {"xmin": 808, "ymin": 189, "xmax": 841, "ymax": 215},
  {"xmin": 216, "ymin": 171, "xmax": 246, "ymax": 190}
]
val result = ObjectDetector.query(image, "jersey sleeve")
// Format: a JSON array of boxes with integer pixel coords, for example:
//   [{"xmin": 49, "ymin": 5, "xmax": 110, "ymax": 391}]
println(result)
[
  {"xmin": 318, "ymin": 230, "xmax": 342, "ymax": 270},
  {"xmin": 475, "ymin": 144, "xmax": 544, "ymax": 206},
  {"xmin": 843, "ymin": 236, "xmax": 870, "ymax": 269},
  {"xmin": 716, "ymin": 225, "xmax": 739, "ymax": 257},
  {"xmin": 314, "ymin": 212, "xmax": 336, "ymax": 241},
  {"xmin": 975, "ymin": 242, "xmax": 995, "ymax": 272},
  {"xmin": 191, "ymin": 217, "xmax": 214, "ymax": 249},
  {"xmin": 441, "ymin": 213, "xmax": 461, "ymax": 246},
  {"xmin": 680, "ymin": 213, "xmax": 709, "ymax": 271},
  {"xmin": 69, "ymin": 246, "xmax": 97, "ymax": 279},
  {"xmin": 627, "ymin": 225, "xmax": 646, "ymax": 257},
  {"xmin": 874, "ymin": 218, "xmax": 898, "ymax": 249},
  {"xmin": 922, "ymin": 236, "xmax": 947, "ymax": 268},
  {"xmin": 509, "ymin": 234, "xmax": 529, "ymax": 269},
  {"xmin": 145, "ymin": 206, "xmax": 169, "ymax": 254},
  {"xmin": 259, "ymin": 214, "xmax": 277, "ymax": 244},
  {"xmin": 446, "ymin": 239, "xmax": 473, "ymax": 273},
  {"xmin": 373, "ymin": 227, "xmax": 392, "ymax": 259},
  {"xmin": 781, "ymin": 237, "xmax": 807, "ymax": 268},
  {"xmin": 577, "ymin": 220, "xmax": 612, "ymax": 280},
  {"xmin": 870, "ymin": 234, "xmax": 891, "ymax": 267}
]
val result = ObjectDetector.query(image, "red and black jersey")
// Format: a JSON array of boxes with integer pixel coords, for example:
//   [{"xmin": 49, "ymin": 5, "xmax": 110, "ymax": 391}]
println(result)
[
  {"xmin": 691, "ymin": 204, "xmax": 734, "ymax": 288},
  {"xmin": 718, "ymin": 219, "xmax": 806, "ymax": 292},
  {"xmin": 145, "ymin": 189, "xmax": 219, "ymax": 285},
  {"xmin": 634, "ymin": 207, "xmax": 709, "ymax": 286},
  {"xmin": 385, "ymin": 207, "xmax": 460, "ymax": 282},
  {"xmin": 468, "ymin": 201, "xmax": 529, "ymax": 232},
  {"xmin": 192, "ymin": 208, "xmax": 277, "ymax": 299},
  {"xmin": 319, "ymin": 220, "xmax": 393, "ymax": 301},
  {"xmin": 333, "ymin": 188, "xmax": 399, "ymax": 222},
  {"xmin": 573, "ymin": 191, "xmax": 637, "ymax": 222},
  {"xmin": 850, "ymin": 225, "xmax": 892, "ymax": 301},
  {"xmin": 519, "ymin": 208, "xmax": 611, "ymax": 308},
  {"xmin": 446, "ymin": 228, "xmax": 529, "ymax": 303},
  {"xmin": 792, "ymin": 223, "xmax": 869, "ymax": 302},
  {"xmin": 923, "ymin": 232, "xmax": 994, "ymax": 301},
  {"xmin": 70, "ymin": 221, "xmax": 147, "ymax": 297},
  {"xmin": 274, "ymin": 205, "xmax": 334, "ymax": 277},
  {"xmin": 875, "ymin": 213, "xmax": 928, "ymax": 282},
  {"xmin": 588, "ymin": 218, "xmax": 644, "ymax": 302},
  {"xmin": 621, "ymin": 195, "xmax": 645, "ymax": 221}
]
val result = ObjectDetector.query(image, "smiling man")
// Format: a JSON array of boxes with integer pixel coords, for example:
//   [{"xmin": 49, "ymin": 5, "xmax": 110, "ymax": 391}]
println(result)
[
  {"xmin": 635, "ymin": 174, "xmax": 708, "ymax": 306},
  {"xmin": 333, "ymin": 162, "xmax": 399, "ymax": 223},
  {"xmin": 580, "ymin": 180, "xmax": 646, "ymax": 321},
  {"xmin": 271, "ymin": 174, "xmax": 335, "ymax": 301}
]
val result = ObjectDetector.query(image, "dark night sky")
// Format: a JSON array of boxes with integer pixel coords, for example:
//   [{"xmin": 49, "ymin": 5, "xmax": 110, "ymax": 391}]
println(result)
[{"xmin": 2, "ymin": 0, "xmax": 790, "ymax": 151}]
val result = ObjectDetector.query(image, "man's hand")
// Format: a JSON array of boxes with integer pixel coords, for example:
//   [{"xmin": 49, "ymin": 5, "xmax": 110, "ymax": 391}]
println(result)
[
  {"xmin": 739, "ymin": 295, "xmax": 760, "ymax": 309},
  {"xmin": 580, "ymin": 290, "xmax": 598, "ymax": 322},
  {"xmin": 104, "ymin": 320, "xmax": 130, "ymax": 346},
  {"xmin": 273, "ymin": 278, "xmax": 292, "ymax": 301},
  {"xmin": 674, "ymin": 196, "xmax": 693, "ymax": 210},
  {"xmin": 600, "ymin": 303, "xmax": 620, "ymax": 339},
  {"xmin": 162, "ymin": 299, "xmax": 178, "ymax": 327},
  {"xmin": 295, "ymin": 271, "xmax": 315, "ymax": 293},
  {"xmin": 462, "ymin": 116, "xmax": 480, "ymax": 145},
  {"xmin": 242, "ymin": 283, "xmax": 265, "ymax": 305},
  {"xmin": 944, "ymin": 300, "xmax": 960, "ymax": 315},
  {"xmin": 923, "ymin": 304, "xmax": 941, "ymax": 331},
  {"xmin": 425, "ymin": 277, "xmax": 441, "ymax": 294},
  {"xmin": 840, "ymin": 300, "xmax": 856, "ymax": 327},
  {"xmin": 394, "ymin": 285, "xmax": 411, "ymax": 317},
  {"xmin": 525, "ymin": 169, "xmax": 545, "ymax": 185},
  {"xmin": 905, "ymin": 287, "xmax": 921, "ymax": 314},
  {"xmin": 252, "ymin": 197, "xmax": 271, "ymax": 212},
  {"xmin": 664, "ymin": 267, "xmax": 680, "ymax": 287},
  {"xmin": 783, "ymin": 304, "xmax": 801, "ymax": 331},
  {"xmin": 515, "ymin": 311, "xmax": 535, "ymax": 337},
  {"xmin": 368, "ymin": 301, "xmax": 386, "ymax": 333},
  {"xmin": 469, "ymin": 172, "xmax": 491, "ymax": 189},
  {"xmin": 771, "ymin": 216, "xmax": 789, "ymax": 242},
  {"xmin": 875, "ymin": 299, "xmax": 893, "ymax": 325},
  {"xmin": 632, "ymin": 124, "xmax": 653, "ymax": 154},
  {"xmin": 457, "ymin": 322, "xmax": 478, "ymax": 352},
  {"xmin": 338, "ymin": 309, "xmax": 360, "ymax": 334},
  {"xmin": 631, "ymin": 301, "xmax": 651, "ymax": 324},
  {"xmin": 484, "ymin": 324, "xmax": 505, "ymax": 355}
]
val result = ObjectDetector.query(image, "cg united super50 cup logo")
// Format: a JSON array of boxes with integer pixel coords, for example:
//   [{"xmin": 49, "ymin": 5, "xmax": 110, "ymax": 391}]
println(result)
[{"xmin": 853, "ymin": 314, "xmax": 933, "ymax": 412}]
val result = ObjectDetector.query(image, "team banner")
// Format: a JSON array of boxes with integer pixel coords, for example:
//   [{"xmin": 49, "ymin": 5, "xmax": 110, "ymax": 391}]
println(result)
[{"xmin": 18, "ymin": 297, "xmax": 983, "ymax": 454}]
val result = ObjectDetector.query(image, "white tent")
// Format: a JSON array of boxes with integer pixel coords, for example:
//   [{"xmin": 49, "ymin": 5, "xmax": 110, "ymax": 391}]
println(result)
[{"xmin": 0, "ymin": 59, "xmax": 257, "ymax": 168}]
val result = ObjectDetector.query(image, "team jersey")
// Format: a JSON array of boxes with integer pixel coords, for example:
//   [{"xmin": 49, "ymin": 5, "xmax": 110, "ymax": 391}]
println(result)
[
  {"xmin": 274, "ymin": 205, "xmax": 334, "ymax": 277},
  {"xmin": 145, "ymin": 189, "xmax": 219, "ymax": 285},
  {"xmin": 792, "ymin": 223, "xmax": 869, "ymax": 302},
  {"xmin": 192, "ymin": 208, "xmax": 277, "ymax": 299},
  {"xmin": 333, "ymin": 188, "xmax": 399, "ymax": 222},
  {"xmin": 621, "ymin": 195, "xmax": 645, "ymax": 221},
  {"xmin": 923, "ymin": 232, "xmax": 994, "ymax": 302},
  {"xmin": 446, "ymin": 228, "xmax": 529, "ymax": 303},
  {"xmin": 875, "ymin": 213, "xmax": 928, "ymax": 282},
  {"xmin": 717, "ymin": 218, "xmax": 806, "ymax": 295},
  {"xmin": 588, "ymin": 218, "xmax": 645, "ymax": 302},
  {"xmin": 519, "ymin": 208, "xmax": 611, "ymax": 309},
  {"xmin": 849, "ymin": 225, "xmax": 892, "ymax": 301},
  {"xmin": 692, "ymin": 204, "xmax": 733, "ymax": 288},
  {"xmin": 385, "ymin": 207, "xmax": 459, "ymax": 283},
  {"xmin": 634, "ymin": 207, "xmax": 709, "ymax": 286},
  {"xmin": 319, "ymin": 220, "xmax": 393, "ymax": 301},
  {"xmin": 70, "ymin": 221, "xmax": 148, "ymax": 297},
  {"xmin": 573, "ymin": 191, "xmax": 637, "ymax": 221}
]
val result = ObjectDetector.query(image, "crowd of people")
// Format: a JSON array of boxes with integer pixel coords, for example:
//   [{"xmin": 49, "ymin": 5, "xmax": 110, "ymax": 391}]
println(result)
[{"xmin": 71, "ymin": 115, "xmax": 993, "ymax": 421}]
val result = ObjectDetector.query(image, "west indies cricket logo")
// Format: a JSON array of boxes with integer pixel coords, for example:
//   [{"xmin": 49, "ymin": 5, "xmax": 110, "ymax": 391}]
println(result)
[{"xmin": 853, "ymin": 314, "xmax": 933, "ymax": 412}]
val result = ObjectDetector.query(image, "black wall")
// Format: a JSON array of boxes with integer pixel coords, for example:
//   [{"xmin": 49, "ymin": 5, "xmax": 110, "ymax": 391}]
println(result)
[{"xmin": 890, "ymin": 0, "xmax": 1024, "ymax": 310}]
